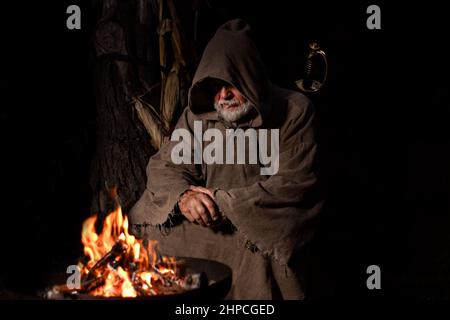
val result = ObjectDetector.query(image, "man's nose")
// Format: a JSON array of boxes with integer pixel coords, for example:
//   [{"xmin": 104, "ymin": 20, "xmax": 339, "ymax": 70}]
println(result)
[{"xmin": 219, "ymin": 86, "xmax": 233, "ymax": 100}]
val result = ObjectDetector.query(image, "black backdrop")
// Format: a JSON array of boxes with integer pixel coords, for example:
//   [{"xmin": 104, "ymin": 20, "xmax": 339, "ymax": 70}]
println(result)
[{"xmin": 1, "ymin": 0, "xmax": 449, "ymax": 300}]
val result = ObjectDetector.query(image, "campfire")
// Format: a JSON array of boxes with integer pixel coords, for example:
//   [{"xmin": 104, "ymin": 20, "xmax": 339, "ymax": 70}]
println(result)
[{"xmin": 46, "ymin": 192, "xmax": 205, "ymax": 299}]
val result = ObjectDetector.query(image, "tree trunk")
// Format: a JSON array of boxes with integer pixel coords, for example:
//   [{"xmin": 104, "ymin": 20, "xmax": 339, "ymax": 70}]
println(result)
[{"xmin": 89, "ymin": 0, "xmax": 160, "ymax": 219}]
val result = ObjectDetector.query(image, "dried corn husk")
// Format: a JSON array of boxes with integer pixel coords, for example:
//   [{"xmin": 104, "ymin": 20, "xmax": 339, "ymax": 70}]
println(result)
[
  {"xmin": 133, "ymin": 96, "xmax": 165, "ymax": 150},
  {"xmin": 161, "ymin": 63, "xmax": 180, "ymax": 129}
]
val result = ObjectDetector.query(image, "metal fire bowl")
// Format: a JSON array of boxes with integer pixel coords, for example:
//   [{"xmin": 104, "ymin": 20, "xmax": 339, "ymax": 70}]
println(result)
[{"xmin": 46, "ymin": 257, "xmax": 232, "ymax": 300}]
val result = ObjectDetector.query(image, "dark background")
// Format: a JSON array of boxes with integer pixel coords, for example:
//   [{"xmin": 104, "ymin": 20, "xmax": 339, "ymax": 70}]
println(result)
[{"xmin": 0, "ymin": 0, "xmax": 449, "ymax": 300}]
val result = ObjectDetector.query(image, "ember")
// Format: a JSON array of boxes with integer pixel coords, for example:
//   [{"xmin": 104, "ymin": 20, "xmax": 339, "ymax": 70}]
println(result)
[{"xmin": 46, "ymin": 189, "xmax": 204, "ymax": 299}]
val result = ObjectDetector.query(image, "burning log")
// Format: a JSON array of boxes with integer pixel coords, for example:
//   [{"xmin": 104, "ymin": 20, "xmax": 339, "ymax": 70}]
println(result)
[{"xmin": 85, "ymin": 241, "xmax": 126, "ymax": 281}]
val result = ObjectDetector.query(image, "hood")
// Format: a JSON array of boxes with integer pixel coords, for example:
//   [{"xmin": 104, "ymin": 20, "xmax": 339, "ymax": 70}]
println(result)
[{"xmin": 188, "ymin": 19, "xmax": 271, "ymax": 127}]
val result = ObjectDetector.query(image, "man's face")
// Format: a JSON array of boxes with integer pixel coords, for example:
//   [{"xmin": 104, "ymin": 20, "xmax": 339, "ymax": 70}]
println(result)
[{"xmin": 212, "ymin": 82, "xmax": 251, "ymax": 122}]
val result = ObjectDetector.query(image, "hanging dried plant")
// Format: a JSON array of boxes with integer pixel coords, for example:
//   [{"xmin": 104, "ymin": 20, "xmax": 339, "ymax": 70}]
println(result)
[
  {"xmin": 134, "ymin": 0, "xmax": 193, "ymax": 151},
  {"xmin": 133, "ymin": 96, "xmax": 166, "ymax": 150}
]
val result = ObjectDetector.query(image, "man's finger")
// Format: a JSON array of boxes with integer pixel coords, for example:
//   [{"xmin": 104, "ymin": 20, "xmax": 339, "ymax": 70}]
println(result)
[
  {"xmin": 191, "ymin": 204, "xmax": 210, "ymax": 227},
  {"xmin": 182, "ymin": 210, "xmax": 195, "ymax": 223},
  {"xmin": 189, "ymin": 186, "xmax": 215, "ymax": 199},
  {"xmin": 199, "ymin": 194, "xmax": 219, "ymax": 221},
  {"xmin": 188, "ymin": 208, "xmax": 202, "ymax": 226}
]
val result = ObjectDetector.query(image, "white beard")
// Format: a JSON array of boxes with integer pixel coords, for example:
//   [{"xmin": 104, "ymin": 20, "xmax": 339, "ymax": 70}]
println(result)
[{"xmin": 214, "ymin": 98, "xmax": 252, "ymax": 122}]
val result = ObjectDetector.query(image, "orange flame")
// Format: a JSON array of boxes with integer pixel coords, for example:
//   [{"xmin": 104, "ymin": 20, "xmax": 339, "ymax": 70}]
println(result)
[{"xmin": 79, "ymin": 204, "xmax": 179, "ymax": 297}]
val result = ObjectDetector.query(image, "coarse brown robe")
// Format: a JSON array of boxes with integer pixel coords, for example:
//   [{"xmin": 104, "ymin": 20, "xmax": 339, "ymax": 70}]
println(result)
[{"xmin": 129, "ymin": 19, "xmax": 322, "ymax": 299}]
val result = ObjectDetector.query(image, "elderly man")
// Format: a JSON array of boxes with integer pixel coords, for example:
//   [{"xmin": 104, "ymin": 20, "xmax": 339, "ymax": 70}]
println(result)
[{"xmin": 130, "ymin": 19, "xmax": 322, "ymax": 299}]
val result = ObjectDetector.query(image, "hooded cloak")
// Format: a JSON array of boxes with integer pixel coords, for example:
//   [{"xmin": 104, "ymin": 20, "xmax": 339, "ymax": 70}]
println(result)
[{"xmin": 130, "ymin": 19, "xmax": 322, "ymax": 299}]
